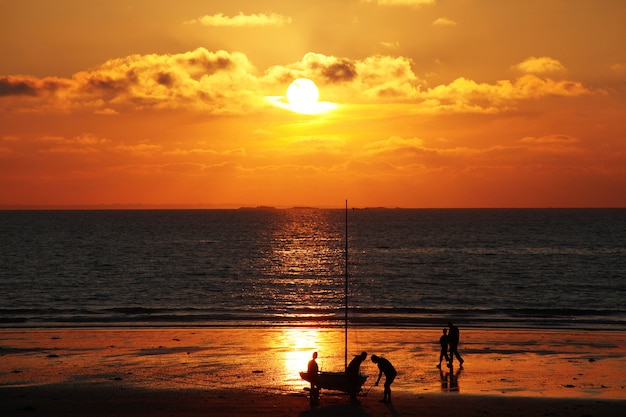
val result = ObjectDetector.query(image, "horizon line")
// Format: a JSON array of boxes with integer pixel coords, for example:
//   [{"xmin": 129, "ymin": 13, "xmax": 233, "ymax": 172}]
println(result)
[{"xmin": 1, "ymin": 204, "xmax": 624, "ymax": 211}]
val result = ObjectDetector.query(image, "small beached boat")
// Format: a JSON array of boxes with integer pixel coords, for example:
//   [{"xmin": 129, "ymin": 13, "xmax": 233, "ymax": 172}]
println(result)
[
  {"xmin": 300, "ymin": 370, "xmax": 367, "ymax": 393},
  {"xmin": 300, "ymin": 201, "xmax": 368, "ymax": 393}
]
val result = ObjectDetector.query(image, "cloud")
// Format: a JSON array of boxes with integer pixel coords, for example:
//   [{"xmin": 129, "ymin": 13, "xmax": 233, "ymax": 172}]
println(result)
[
  {"xmin": 0, "ymin": 48, "xmax": 262, "ymax": 114},
  {"xmin": 518, "ymin": 135, "xmax": 583, "ymax": 154},
  {"xmin": 41, "ymin": 133, "xmax": 107, "ymax": 146},
  {"xmin": 421, "ymin": 74, "xmax": 592, "ymax": 113},
  {"xmin": 114, "ymin": 143, "xmax": 162, "ymax": 157},
  {"xmin": 609, "ymin": 62, "xmax": 626, "ymax": 73},
  {"xmin": 354, "ymin": 56, "xmax": 422, "ymax": 99},
  {"xmin": 432, "ymin": 17, "xmax": 457, "ymax": 26},
  {"xmin": 351, "ymin": 133, "xmax": 593, "ymax": 180},
  {"xmin": 361, "ymin": 0, "xmax": 436, "ymax": 6},
  {"xmin": 380, "ymin": 41, "xmax": 401, "ymax": 50},
  {"xmin": 0, "ymin": 49, "xmax": 596, "ymax": 117},
  {"xmin": 266, "ymin": 52, "xmax": 591, "ymax": 113},
  {"xmin": 361, "ymin": 136, "xmax": 481, "ymax": 167},
  {"xmin": 513, "ymin": 56, "xmax": 566, "ymax": 74},
  {"xmin": 519, "ymin": 135, "xmax": 579, "ymax": 144},
  {"xmin": 165, "ymin": 147, "xmax": 246, "ymax": 157},
  {"xmin": 0, "ymin": 75, "xmax": 69, "ymax": 97},
  {"xmin": 0, "ymin": 77, "xmax": 38, "ymax": 96},
  {"xmin": 363, "ymin": 136, "xmax": 426, "ymax": 156},
  {"xmin": 94, "ymin": 108, "xmax": 119, "ymax": 116},
  {"xmin": 263, "ymin": 53, "xmax": 422, "ymax": 102},
  {"xmin": 511, "ymin": 74, "xmax": 590, "ymax": 97},
  {"xmin": 38, "ymin": 133, "xmax": 108, "ymax": 154},
  {"xmin": 273, "ymin": 52, "xmax": 360, "ymax": 83},
  {"xmin": 185, "ymin": 12, "xmax": 291, "ymax": 27}
]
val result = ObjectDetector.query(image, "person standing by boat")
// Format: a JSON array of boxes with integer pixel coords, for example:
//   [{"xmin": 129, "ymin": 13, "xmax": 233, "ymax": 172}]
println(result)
[
  {"xmin": 437, "ymin": 328, "xmax": 450, "ymax": 369},
  {"xmin": 448, "ymin": 322, "xmax": 464, "ymax": 368},
  {"xmin": 346, "ymin": 351, "xmax": 367, "ymax": 404},
  {"xmin": 371, "ymin": 355, "xmax": 397, "ymax": 403},
  {"xmin": 307, "ymin": 352, "xmax": 320, "ymax": 406}
]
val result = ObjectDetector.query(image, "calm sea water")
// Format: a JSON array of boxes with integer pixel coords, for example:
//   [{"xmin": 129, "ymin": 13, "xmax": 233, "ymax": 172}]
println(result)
[{"xmin": 0, "ymin": 209, "xmax": 624, "ymax": 330}]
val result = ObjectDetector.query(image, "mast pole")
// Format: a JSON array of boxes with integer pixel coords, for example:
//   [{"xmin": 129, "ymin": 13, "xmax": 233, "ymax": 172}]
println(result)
[{"xmin": 344, "ymin": 199, "xmax": 348, "ymax": 370}]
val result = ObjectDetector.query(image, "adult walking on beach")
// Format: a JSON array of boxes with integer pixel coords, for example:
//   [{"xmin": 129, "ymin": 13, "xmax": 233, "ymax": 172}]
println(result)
[
  {"xmin": 346, "ymin": 351, "xmax": 367, "ymax": 404},
  {"xmin": 448, "ymin": 321, "xmax": 464, "ymax": 367},
  {"xmin": 371, "ymin": 355, "xmax": 397, "ymax": 403},
  {"xmin": 437, "ymin": 328, "xmax": 450, "ymax": 369}
]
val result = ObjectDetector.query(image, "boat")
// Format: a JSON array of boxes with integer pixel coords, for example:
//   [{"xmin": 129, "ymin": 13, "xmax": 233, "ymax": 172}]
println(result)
[
  {"xmin": 299, "ymin": 201, "xmax": 368, "ymax": 394},
  {"xmin": 300, "ymin": 370, "xmax": 367, "ymax": 393}
]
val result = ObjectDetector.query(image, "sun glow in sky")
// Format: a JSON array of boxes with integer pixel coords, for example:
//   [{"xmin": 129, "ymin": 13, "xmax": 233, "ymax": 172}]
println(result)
[
  {"xmin": 1, "ymin": 0, "xmax": 625, "ymax": 208},
  {"xmin": 286, "ymin": 79, "xmax": 320, "ymax": 108},
  {"xmin": 267, "ymin": 78, "xmax": 337, "ymax": 115}
]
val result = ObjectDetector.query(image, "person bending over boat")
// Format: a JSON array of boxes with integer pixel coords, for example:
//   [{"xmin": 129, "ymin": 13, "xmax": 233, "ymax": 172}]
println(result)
[
  {"xmin": 371, "ymin": 355, "xmax": 397, "ymax": 403},
  {"xmin": 346, "ymin": 351, "xmax": 367, "ymax": 404}
]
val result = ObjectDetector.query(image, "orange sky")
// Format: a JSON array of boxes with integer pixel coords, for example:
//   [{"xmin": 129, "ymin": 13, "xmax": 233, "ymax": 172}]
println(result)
[{"xmin": 1, "ymin": 0, "xmax": 625, "ymax": 208}]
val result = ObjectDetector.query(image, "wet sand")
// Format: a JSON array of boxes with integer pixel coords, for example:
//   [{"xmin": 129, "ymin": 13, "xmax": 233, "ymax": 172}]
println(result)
[
  {"xmin": 2, "ymin": 384, "xmax": 625, "ymax": 417},
  {"xmin": 1, "ymin": 328, "xmax": 625, "ymax": 416}
]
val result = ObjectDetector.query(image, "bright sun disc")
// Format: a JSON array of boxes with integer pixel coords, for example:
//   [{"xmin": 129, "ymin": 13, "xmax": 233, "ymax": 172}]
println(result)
[
  {"xmin": 266, "ymin": 78, "xmax": 336, "ymax": 114},
  {"xmin": 286, "ymin": 78, "xmax": 320, "ymax": 110}
]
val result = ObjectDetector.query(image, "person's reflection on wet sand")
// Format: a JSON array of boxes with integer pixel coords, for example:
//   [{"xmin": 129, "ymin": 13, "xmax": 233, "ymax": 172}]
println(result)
[
  {"xmin": 439, "ymin": 368, "xmax": 448, "ymax": 390},
  {"xmin": 449, "ymin": 366, "xmax": 460, "ymax": 392},
  {"xmin": 440, "ymin": 365, "xmax": 462, "ymax": 392},
  {"xmin": 436, "ymin": 328, "xmax": 450, "ymax": 369}
]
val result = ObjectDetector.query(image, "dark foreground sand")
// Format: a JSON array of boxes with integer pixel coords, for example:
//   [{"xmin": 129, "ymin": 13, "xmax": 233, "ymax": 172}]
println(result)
[
  {"xmin": 2, "ymin": 384, "xmax": 625, "ymax": 417},
  {"xmin": 1, "ymin": 328, "xmax": 625, "ymax": 416}
]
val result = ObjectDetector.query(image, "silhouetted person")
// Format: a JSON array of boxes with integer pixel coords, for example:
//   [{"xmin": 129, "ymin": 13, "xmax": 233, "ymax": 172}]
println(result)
[
  {"xmin": 346, "ymin": 351, "xmax": 367, "ymax": 404},
  {"xmin": 437, "ymin": 328, "xmax": 450, "ymax": 369},
  {"xmin": 371, "ymin": 355, "xmax": 397, "ymax": 403},
  {"xmin": 448, "ymin": 321, "xmax": 464, "ymax": 367},
  {"xmin": 307, "ymin": 352, "xmax": 319, "ymax": 406}
]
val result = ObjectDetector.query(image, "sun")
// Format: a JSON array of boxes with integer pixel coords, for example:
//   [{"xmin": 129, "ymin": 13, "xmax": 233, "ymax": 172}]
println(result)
[
  {"xmin": 266, "ymin": 78, "xmax": 337, "ymax": 114},
  {"xmin": 286, "ymin": 78, "xmax": 320, "ymax": 110}
]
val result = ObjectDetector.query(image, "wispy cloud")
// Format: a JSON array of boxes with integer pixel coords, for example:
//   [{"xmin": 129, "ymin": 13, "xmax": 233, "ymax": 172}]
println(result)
[
  {"xmin": 362, "ymin": 0, "xmax": 436, "ymax": 6},
  {"xmin": 184, "ymin": 12, "xmax": 291, "ymax": 27},
  {"xmin": 380, "ymin": 41, "xmax": 401, "ymax": 50},
  {"xmin": 432, "ymin": 17, "xmax": 457, "ymax": 26},
  {"xmin": 513, "ymin": 56, "xmax": 566, "ymax": 74},
  {"xmin": 519, "ymin": 135, "xmax": 579, "ymax": 145}
]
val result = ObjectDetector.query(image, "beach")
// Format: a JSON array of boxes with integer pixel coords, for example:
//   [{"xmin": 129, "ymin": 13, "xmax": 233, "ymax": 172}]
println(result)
[
  {"xmin": 2, "ymin": 384, "xmax": 625, "ymax": 417},
  {"xmin": 1, "ymin": 328, "xmax": 625, "ymax": 416}
]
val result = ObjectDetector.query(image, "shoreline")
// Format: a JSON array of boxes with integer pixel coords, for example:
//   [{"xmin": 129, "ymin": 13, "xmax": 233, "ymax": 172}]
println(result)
[{"xmin": 2, "ymin": 324, "xmax": 626, "ymax": 331}]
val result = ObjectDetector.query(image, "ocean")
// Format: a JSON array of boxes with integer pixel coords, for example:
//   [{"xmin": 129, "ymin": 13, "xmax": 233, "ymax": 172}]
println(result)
[{"xmin": 1, "ymin": 208, "xmax": 624, "ymax": 330}]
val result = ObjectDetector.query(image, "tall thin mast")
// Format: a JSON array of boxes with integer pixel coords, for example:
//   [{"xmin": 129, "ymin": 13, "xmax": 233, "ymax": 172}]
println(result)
[{"xmin": 344, "ymin": 199, "xmax": 348, "ymax": 370}]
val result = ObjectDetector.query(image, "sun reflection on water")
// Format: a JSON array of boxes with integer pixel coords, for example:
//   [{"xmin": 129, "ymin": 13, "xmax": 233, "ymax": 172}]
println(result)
[
  {"xmin": 279, "ymin": 328, "xmax": 320, "ymax": 373},
  {"xmin": 260, "ymin": 209, "xmax": 346, "ymax": 325}
]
